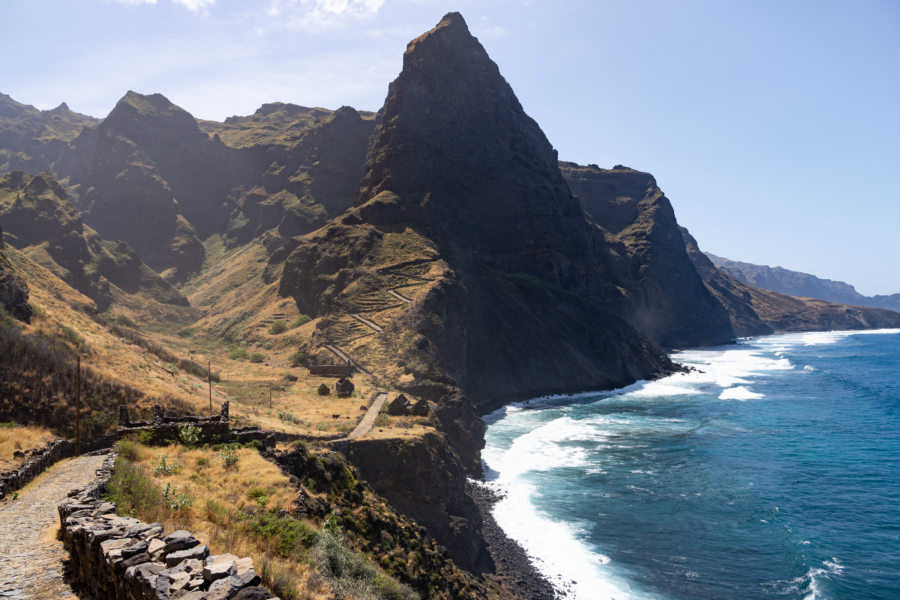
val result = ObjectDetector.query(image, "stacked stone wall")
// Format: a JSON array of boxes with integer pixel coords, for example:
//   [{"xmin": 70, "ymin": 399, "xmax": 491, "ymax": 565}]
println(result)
[{"xmin": 58, "ymin": 454, "xmax": 277, "ymax": 600}]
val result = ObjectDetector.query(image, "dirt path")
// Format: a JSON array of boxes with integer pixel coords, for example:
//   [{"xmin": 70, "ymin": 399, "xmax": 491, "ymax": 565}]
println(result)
[
  {"xmin": 346, "ymin": 392, "xmax": 388, "ymax": 440},
  {"xmin": 386, "ymin": 289, "xmax": 411, "ymax": 304},
  {"xmin": 349, "ymin": 313, "xmax": 384, "ymax": 333},
  {"xmin": 324, "ymin": 344, "xmax": 372, "ymax": 376},
  {"xmin": 0, "ymin": 454, "xmax": 106, "ymax": 600}
]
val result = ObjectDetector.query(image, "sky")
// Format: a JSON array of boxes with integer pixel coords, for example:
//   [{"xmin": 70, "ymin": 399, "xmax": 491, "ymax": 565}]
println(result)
[{"xmin": 2, "ymin": 0, "xmax": 899, "ymax": 295}]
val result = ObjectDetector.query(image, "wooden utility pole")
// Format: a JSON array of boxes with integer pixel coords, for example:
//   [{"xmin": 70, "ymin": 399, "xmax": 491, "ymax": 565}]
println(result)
[
  {"xmin": 269, "ymin": 384, "xmax": 273, "ymax": 410},
  {"xmin": 208, "ymin": 360, "xmax": 213, "ymax": 415},
  {"xmin": 75, "ymin": 354, "xmax": 81, "ymax": 455}
]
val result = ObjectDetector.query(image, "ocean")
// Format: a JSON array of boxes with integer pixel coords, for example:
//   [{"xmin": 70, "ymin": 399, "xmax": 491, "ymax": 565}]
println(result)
[{"xmin": 480, "ymin": 329, "xmax": 900, "ymax": 600}]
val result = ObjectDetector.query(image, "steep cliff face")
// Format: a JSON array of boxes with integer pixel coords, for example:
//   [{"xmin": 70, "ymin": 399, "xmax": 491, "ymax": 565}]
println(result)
[
  {"xmin": 0, "ymin": 93, "xmax": 99, "ymax": 174},
  {"xmin": 217, "ymin": 104, "xmax": 375, "ymax": 250},
  {"xmin": 682, "ymin": 227, "xmax": 900, "ymax": 334},
  {"xmin": 279, "ymin": 13, "xmax": 676, "ymax": 452},
  {"xmin": 561, "ymin": 162, "xmax": 734, "ymax": 348},
  {"xmin": 0, "ymin": 224, "xmax": 31, "ymax": 322},
  {"xmin": 281, "ymin": 12, "xmax": 674, "ymax": 405},
  {"xmin": 0, "ymin": 171, "xmax": 187, "ymax": 310},
  {"xmin": 347, "ymin": 432, "xmax": 491, "ymax": 573}
]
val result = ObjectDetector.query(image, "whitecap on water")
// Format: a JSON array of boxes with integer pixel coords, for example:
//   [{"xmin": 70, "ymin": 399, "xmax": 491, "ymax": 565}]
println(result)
[{"xmin": 719, "ymin": 386, "xmax": 764, "ymax": 401}]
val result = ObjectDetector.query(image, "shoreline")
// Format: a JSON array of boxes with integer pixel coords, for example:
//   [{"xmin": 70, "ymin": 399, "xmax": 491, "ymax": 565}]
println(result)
[{"xmin": 466, "ymin": 479, "xmax": 560, "ymax": 599}]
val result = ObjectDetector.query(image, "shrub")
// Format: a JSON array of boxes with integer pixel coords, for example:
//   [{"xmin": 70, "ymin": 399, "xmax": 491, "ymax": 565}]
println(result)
[
  {"xmin": 268, "ymin": 320, "xmax": 288, "ymax": 335},
  {"xmin": 250, "ymin": 512, "xmax": 318, "ymax": 559},
  {"xmin": 178, "ymin": 424, "xmax": 201, "ymax": 447},
  {"xmin": 248, "ymin": 487, "xmax": 270, "ymax": 508},
  {"xmin": 229, "ymin": 348, "xmax": 249, "ymax": 361},
  {"xmin": 249, "ymin": 352, "xmax": 266, "ymax": 364},
  {"xmin": 288, "ymin": 351, "xmax": 306, "ymax": 367},
  {"xmin": 195, "ymin": 456, "xmax": 209, "ymax": 469},
  {"xmin": 162, "ymin": 482, "xmax": 193, "ymax": 511},
  {"xmin": 290, "ymin": 314, "xmax": 311, "ymax": 328},
  {"xmin": 114, "ymin": 315, "xmax": 137, "ymax": 328},
  {"xmin": 220, "ymin": 446, "xmax": 239, "ymax": 469},
  {"xmin": 154, "ymin": 454, "xmax": 180, "ymax": 476},
  {"xmin": 115, "ymin": 439, "xmax": 140, "ymax": 462},
  {"xmin": 105, "ymin": 456, "xmax": 164, "ymax": 521},
  {"xmin": 313, "ymin": 531, "xmax": 418, "ymax": 599},
  {"xmin": 278, "ymin": 411, "xmax": 301, "ymax": 425}
]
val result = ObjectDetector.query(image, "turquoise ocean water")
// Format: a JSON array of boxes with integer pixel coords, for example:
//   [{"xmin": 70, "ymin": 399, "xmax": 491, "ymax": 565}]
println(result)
[{"xmin": 480, "ymin": 329, "xmax": 900, "ymax": 599}]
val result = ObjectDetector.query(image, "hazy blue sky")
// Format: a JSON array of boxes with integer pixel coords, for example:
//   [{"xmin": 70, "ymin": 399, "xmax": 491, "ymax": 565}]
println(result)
[{"xmin": 3, "ymin": 0, "xmax": 899, "ymax": 294}]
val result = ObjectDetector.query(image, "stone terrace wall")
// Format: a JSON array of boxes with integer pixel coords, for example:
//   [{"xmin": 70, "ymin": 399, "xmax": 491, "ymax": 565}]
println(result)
[
  {"xmin": 58, "ymin": 454, "xmax": 276, "ymax": 600},
  {"xmin": 0, "ymin": 435, "xmax": 116, "ymax": 499}
]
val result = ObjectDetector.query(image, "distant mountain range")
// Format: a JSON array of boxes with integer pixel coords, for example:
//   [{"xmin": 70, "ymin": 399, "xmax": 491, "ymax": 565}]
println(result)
[{"xmin": 707, "ymin": 253, "xmax": 900, "ymax": 312}]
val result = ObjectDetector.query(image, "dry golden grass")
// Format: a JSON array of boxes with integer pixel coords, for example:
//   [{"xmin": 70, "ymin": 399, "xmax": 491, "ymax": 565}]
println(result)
[
  {"xmin": 0, "ymin": 424, "xmax": 54, "ymax": 471},
  {"xmin": 122, "ymin": 443, "xmax": 331, "ymax": 600}
]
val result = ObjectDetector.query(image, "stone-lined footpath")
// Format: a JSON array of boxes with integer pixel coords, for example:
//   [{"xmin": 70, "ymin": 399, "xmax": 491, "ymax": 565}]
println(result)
[
  {"xmin": 58, "ymin": 454, "xmax": 277, "ymax": 600},
  {"xmin": 0, "ymin": 453, "xmax": 106, "ymax": 600}
]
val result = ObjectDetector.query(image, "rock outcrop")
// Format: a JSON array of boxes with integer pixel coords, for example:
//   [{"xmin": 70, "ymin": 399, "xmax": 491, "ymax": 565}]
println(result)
[
  {"xmin": 0, "ymin": 170, "xmax": 187, "ymax": 309},
  {"xmin": 279, "ymin": 13, "xmax": 676, "ymax": 430},
  {"xmin": 0, "ymin": 223, "xmax": 31, "ymax": 322},
  {"xmin": 561, "ymin": 162, "xmax": 735, "ymax": 347}
]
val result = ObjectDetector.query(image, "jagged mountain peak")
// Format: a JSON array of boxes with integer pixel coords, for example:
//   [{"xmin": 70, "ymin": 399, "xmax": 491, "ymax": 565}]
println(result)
[{"xmin": 104, "ymin": 90, "xmax": 199, "ymax": 135}]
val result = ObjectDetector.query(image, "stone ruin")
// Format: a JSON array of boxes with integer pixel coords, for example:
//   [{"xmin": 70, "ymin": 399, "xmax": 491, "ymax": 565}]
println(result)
[
  {"xmin": 317, "ymin": 383, "xmax": 331, "ymax": 396},
  {"xmin": 387, "ymin": 394, "xmax": 411, "ymax": 416},
  {"xmin": 117, "ymin": 402, "xmax": 231, "ymax": 445},
  {"xmin": 335, "ymin": 377, "xmax": 355, "ymax": 398},
  {"xmin": 387, "ymin": 394, "xmax": 430, "ymax": 417}
]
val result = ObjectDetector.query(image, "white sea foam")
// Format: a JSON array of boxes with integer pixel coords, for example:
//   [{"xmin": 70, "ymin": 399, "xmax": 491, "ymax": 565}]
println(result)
[
  {"xmin": 719, "ymin": 386, "xmax": 764, "ymax": 401},
  {"xmin": 481, "ymin": 412, "xmax": 666, "ymax": 599}
]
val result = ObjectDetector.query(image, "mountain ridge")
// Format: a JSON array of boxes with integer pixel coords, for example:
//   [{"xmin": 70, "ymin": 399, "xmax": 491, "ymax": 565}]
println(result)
[{"xmin": 707, "ymin": 252, "xmax": 900, "ymax": 312}]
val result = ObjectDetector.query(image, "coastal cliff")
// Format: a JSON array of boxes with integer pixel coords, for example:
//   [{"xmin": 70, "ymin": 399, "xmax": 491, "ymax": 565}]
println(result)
[{"xmin": 682, "ymin": 227, "xmax": 900, "ymax": 334}]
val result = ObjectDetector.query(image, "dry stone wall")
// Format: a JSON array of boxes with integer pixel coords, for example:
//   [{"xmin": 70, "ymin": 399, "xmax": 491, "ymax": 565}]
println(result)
[
  {"xmin": 0, "ymin": 435, "xmax": 115, "ymax": 499},
  {"xmin": 58, "ymin": 454, "xmax": 277, "ymax": 600}
]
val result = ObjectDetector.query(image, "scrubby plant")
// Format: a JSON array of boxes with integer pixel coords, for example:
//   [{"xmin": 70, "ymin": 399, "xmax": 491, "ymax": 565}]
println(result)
[
  {"xmin": 268, "ymin": 320, "xmax": 288, "ymax": 335},
  {"xmin": 163, "ymin": 482, "xmax": 193, "ymax": 510},
  {"xmin": 290, "ymin": 314, "xmax": 311, "ymax": 328},
  {"xmin": 220, "ymin": 446, "xmax": 239, "ymax": 469},
  {"xmin": 114, "ymin": 314, "xmax": 137, "ymax": 328},
  {"xmin": 178, "ymin": 423, "xmax": 201, "ymax": 447},
  {"xmin": 278, "ymin": 411, "xmax": 301, "ymax": 425},
  {"xmin": 249, "ymin": 352, "xmax": 266, "ymax": 364},
  {"xmin": 288, "ymin": 351, "xmax": 306, "ymax": 367},
  {"xmin": 154, "ymin": 453, "xmax": 180, "ymax": 475},
  {"xmin": 229, "ymin": 348, "xmax": 249, "ymax": 360}
]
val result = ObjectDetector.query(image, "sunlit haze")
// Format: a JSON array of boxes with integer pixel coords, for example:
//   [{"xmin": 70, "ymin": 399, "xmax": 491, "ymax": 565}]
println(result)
[{"xmin": 3, "ymin": 0, "xmax": 898, "ymax": 294}]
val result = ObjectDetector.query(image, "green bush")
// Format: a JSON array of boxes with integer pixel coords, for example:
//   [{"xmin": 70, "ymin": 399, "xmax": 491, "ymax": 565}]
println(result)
[
  {"xmin": 288, "ymin": 351, "xmax": 306, "ymax": 367},
  {"xmin": 249, "ymin": 512, "xmax": 318, "ymax": 559},
  {"xmin": 114, "ymin": 439, "xmax": 140, "ymax": 462},
  {"xmin": 162, "ymin": 482, "xmax": 193, "ymax": 510},
  {"xmin": 313, "ymin": 531, "xmax": 418, "ymax": 599},
  {"xmin": 154, "ymin": 454, "xmax": 180, "ymax": 476},
  {"xmin": 114, "ymin": 315, "xmax": 137, "ymax": 328},
  {"xmin": 268, "ymin": 320, "xmax": 288, "ymax": 335},
  {"xmin": 105, "ymin": 456, "xmax": 164, "ymax": 521},
  {"xmin": 220, "ymin": 446, "xmax": 239, "ymax": 469},
  {"xmin": 290, "ymin": 314, "xmax": 311, "ymax": 328},
  {"xmin": 229, "ymin": 348, "xmax": 249, "ymax": 361},
  {"xmin": 178, "ymin": 424, "xmax": 201, "ymax": 447},
  {"xmin": 249, "ymin": 352, "xmax": 266, "ymax": 364}
]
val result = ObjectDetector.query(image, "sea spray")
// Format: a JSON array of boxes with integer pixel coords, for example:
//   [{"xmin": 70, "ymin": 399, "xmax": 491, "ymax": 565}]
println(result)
[{"xmin": 483, "ymin": 329, "xmax": 900, "ymax": 600}]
